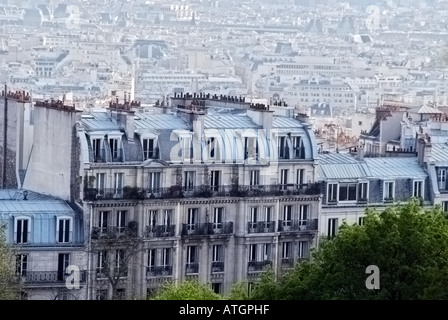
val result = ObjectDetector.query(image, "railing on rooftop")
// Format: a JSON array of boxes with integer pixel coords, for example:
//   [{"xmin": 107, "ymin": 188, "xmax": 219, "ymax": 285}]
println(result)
[{"xmin": 83, "ymin": 183, "xmax": 321, "ymax": 201}]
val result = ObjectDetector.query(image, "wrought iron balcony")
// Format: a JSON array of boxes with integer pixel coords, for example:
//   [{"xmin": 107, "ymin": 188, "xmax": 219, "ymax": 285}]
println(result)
[
  {"xmin": 91, "ymin": 226, "xmax": 137, "ymax": 240},
  {"xmin": 181, "ymin": 222, "xmax": 233, "ymax": 237},
  {"xmin": 211, "ymin": 261, "xmax": 224, "ymax": 273},
  {"xmin": 145, "ymin": 225, "xmax": 175, "ymax": 238},
  {"xmin": 278, "ymin": 219, "xmax": 318, "ymax": 233},
  {"xmin": 247, "ymin": 221, "xmax": 275, "ymax": 233},
  {"xmin": 185, "ymin": 263, "xmax": 199, "ymax": 274},
  {"xmin": 146, "ymin": 266, "xmax": 173, "ymax": 277},
  {"xmin": 21, "ymin": 270, "xmax": 87, "ymax": 284},
  {"xmin": 248, "ymin": 260, "xmax": 272, "ymax": 272},
  {"xmin": 281, "ymin": 258, "xmax": 294, "ymax": 268},
  {"xmin": 83, "ymin": 183, "xmax": 322, "ymax": 201}
]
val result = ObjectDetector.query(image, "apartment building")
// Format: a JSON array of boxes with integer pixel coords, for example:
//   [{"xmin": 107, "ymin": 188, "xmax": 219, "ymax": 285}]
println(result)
[
  {"xmin": 317, "ymin": 151, "xmax": 430, "ymax": 239},
  {"xmin": 77, "ymin": 94, "xmax": 322, "ymax": 299},
  {"xmin": 0, "ymin": 189, "xmax": 87, "ymax": 300}
]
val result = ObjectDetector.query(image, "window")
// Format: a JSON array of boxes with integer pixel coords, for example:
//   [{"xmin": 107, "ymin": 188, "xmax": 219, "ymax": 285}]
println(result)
[
  {"xmin": 249, "ymin": 170, "xmax": 260, "ymax": 186},
  {"xmin": 97, "ymin": 250, "xmax": 107, "ymax": 277},
  {"xmin": 327, "ymin": 183, "xmax": 338, "ymax": 202},
  {"xmin": 114, "ymin": 173, "xmax": 124, "ymax": 195},
  {"xmin": 92, "ymin": 138, "xmax": 103, "ymax": 161},
  {"xmin": 413, "ymin": 180, "xmax": 423, "ymax": 198},
  {"xmin": 249, "ymin": 244, "xmax": 257, "ymax": 261},
  {"xmin": 249, "ymin": 207, "xmax": 258, "ymax": 229},
  {"xmin": 15, "ymin": 218, "xmax": 30, "ymax": 244},
  {"xmin": 263, "ymin": 206, "xmax": 272, "ymax": 225},
  {"xmin": 213, "ymin": 207, "xmax": 223, "ymax": 229},
  {"xmin": 244, "ymin": 137, "xmax": 258, "ymax": 159},
  {"xmin": 148, "ymin": 249, "xmax": 156, "ymax": 269},
  {"xmin": 109, "ymin": 138, "xmax": 119, "ymax": 159},
  {"xmin": 280, "ymin": 169, "xmax": 288, "ymax": 190},
  {"xmin": 57, "ymin": 253, "xmax": 70, "ymax": 281},
  {"xmin": 187, "ymin": 246, "xmax": 198, "ymax": 264},
  {"xmin": 358, "ymin": 182, "xmax": 368, "ymax": 200},
  {"xmin": 115, "ymin": 249, "xmax": 127, "ymax": 276},
  {"xmin": 210, "ymin": 170, "xmax": 220, "ymax": 191},
  {"xmin": 339, "ymin": 182, "xmax": 357, "ymax": 201},
  {"xmin": 297, "ymin": 169, "xmax": 305, "ymax": 188},
  {"xmin": 212, "ymin": 283, "xmax": 222, "ymax": 295},
  {"xmin": 278, "ymin": 136, "xmax": 288, "ymax": 159},
  {"xmin": 328, "ymin": 218, "xmax": 338, "ymax": 237},
  {"xmin": 96, "ymin": 290, "xmax": 107, "ymax": 300},
  {"xmin": 57, "ymin": 218, "xmax": 71, "ymax": 243},
  {"xmin": 358, "ymin": 217, "xmax": 365, "ymax": 225},
  {"xmin": 298, "ymin": 241, "xmax": 309, "ymax": 258},
  {"xmin": 442, "ymin": 201, "xmax": 448, "ymax": 213},
  {"xmin": 282, "ymin": 242, "xmax": 292, "ymax": 259},
  {"xmin": 207, "ymin": 137, "xmax": 216, "ymax": 158},
  {"xmin": 148, "ymin": 172, "xmax": 161, "ymax": 192},
  {"xmin": 384, "ymin": 181, "xmax": 394, "ymax": 200},
  {"xmin": 96, "ymin": 173, "xmax": 106, "ymax": 193},
  {"xmin": 148, "ymin": 210, "xmax": 158, "ymax": 228},
  {"xmin": 161, "ymin": 248, "xmax": 171, "ymax": 267},
  {"xmin": 116, "ymin": 211, "xmax": 127, "ymax": 233},
  {"xmin": 162, "ymin": 210, "xmax": 172, "ymax": 226},
  {"xmin": 143, "ymin": 138, "xmax": 155, "ymax": 160},
  {"xmin": 212, "ymin": 245, "xmax": 224, "ymax": 262},
  {"xmin": 98, "ymin": 211, "xmax": 109, "ymax": 233},
  {"xmin": 292, "ymin": 136, "xmax": 304, "ymax": 158},
  {"xmin": 187, "ymin": 208, "xmax": 198, "ymax": 230},
  {"xmin": 282, "ymin": 205, "xmax": 292, "ymax": 227},
  {"xmin": 299, "ymin": 205, "xmax": 308, "ymax": 226},
  {"xmin": 262, "ymin": 243, "xmax": 271, "ymax": 261},
  {"xmin": 439, "ymin": 169, "xmax": 446, "ymax": 190},
  {"xmin": 16, "ymin": 254, "xmax": 28, "ymax": 277},
  {"xmin": 184, "ymin": 171, "xmax": 195, "ymax": 191}
]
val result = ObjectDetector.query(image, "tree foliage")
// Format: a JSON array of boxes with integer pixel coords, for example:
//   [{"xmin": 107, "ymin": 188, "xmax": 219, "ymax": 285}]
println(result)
[
  {"xmin": 0, "ymin": 224, "xmax": 21, "ymax": 300},
  {"xmin": 252, "ymin": 199, "xmax": 448, "ymax": 300},
  {"xmin": 151, "ymin": 280, "xmax": 222, "ymax": 300}
]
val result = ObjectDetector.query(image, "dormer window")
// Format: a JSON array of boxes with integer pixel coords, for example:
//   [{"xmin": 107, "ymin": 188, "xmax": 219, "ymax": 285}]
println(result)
[
  {"xmin": 109, "ymin": 138, "xmax": 119, "ymax": 160},
  {"xmin": 244, "ymin": 137, "xmax": 259, "ymax": 160},
  {"xmin": 92, "ymin": 138, "xmax": 104, "ymax": 162},
  {"xmin": 143, "ymin": 138, "xmax": 156, "ymax": 160},
  {"xmin": 278, "ymin": 136, "xmax": 289, "ymax": 159},
  {"xmin": 292, "ymin": 136, "xmax": 305, "ymax": 159}
]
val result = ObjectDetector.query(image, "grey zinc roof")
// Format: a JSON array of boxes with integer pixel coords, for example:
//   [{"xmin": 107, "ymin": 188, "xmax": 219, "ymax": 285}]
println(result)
[
  {"xmin": 317, "ymin": 153, "xmax": 370, "ymax": 180},
  {"xmin": 273, "ymin": 117, "xmax": 304, "ymax": 128},
  {"xmin": 203, "ymin": 115, "xmax": 260, "ymax": 129},
  {"xmin": 81, "ymin": 112, "xmax": 122, "ymax": 131},
  {"xmin": 317, "ymin": 153, "xmax": 427, "ymax": 180},
  {"xmin": 134, "ymin": 113, "xmax": 189, "ymax": 130},
  {"xmin": 0, "ymin": 200, "xmax": 74, "ymax": 213},
  {"xmin": 429, "ymin": 143, "xmax": 448, "ymax": 164},
  {"xmin": 363, "ymin": 157, "xmax": 427, "ymax": 178}
]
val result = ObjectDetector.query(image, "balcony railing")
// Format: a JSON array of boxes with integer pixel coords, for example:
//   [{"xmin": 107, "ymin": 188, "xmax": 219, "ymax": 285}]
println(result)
[
  {"xmin": 211, "ymin": 261, "xmax": 224, "ymax": 273},
  {"xmin": 277, "ymin": 219, "xmax": 318, "ymax": 233},
  {"xmin": 281, "ymin": 258, "xmax": 294, "ymax": 268},
  {"xmin": 91, "ymin": 226, "xmax": 136, "ymax": 239},
  {"xmin": 83, "ymin": 183, "xmax": 322, "ymax": 201},
  {"xmin": 181, "ymin": 222, "xmax": 233, "ymax": 236},
  {"xmin": 248, "ymin": 260, "xmax": 272, "ymax": 272},
  {"xmin": 145, "ymin": 225, "xmax": 175, "ymax": 238},
  {"xmin": 247, "ymin": 221, "xmax": 276, "ymax": 233},
  {"xmin": 185, "ymin": 263, "xmax": 199, "ymax": 274},
  {"xmin": 146, "ymin": 266, "xmax": 173, "ymax": 277},
  {"xmin": 21, "ymin": 270, "xmax": 87, "ymax": 284},
  {"xmin": 143, "ymin": 147, "xmax": 160, "ymax": 161}
]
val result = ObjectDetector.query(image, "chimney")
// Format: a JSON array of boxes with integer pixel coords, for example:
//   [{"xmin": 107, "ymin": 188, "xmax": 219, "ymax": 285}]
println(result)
[{"xmin": 356, "ymin": 144, "xmax": 364, "ymax": 161}]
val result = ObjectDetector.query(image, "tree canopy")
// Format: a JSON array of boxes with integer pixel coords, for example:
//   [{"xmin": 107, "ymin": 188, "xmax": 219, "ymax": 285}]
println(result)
[
  {"xmin": 0, "ymin": 224, "xmax": 21, "ymax": 300},
  {"xmin": 151, "ymin": 280, "xmax": 222, "ymax": 300},
  {"xmin": 251, "ymin": 199, "xmax": 448, "ymax": 300}
]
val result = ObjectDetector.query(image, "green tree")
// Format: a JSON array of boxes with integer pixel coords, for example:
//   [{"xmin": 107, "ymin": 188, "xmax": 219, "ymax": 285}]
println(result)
[
  {"xmin": 151, "ymin": 280, "xmax": 222, "ymax": 300},
  {"xmin": 0, "ymin": 224, "xmax": 21, "ymax": 300},
  {"xmin": 252, "ymin": 199, "xmax": 448, "ymax": 300},
  {"xmin": 225, "ymin": 282, "xmax": 250, "ymax": 300}
]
